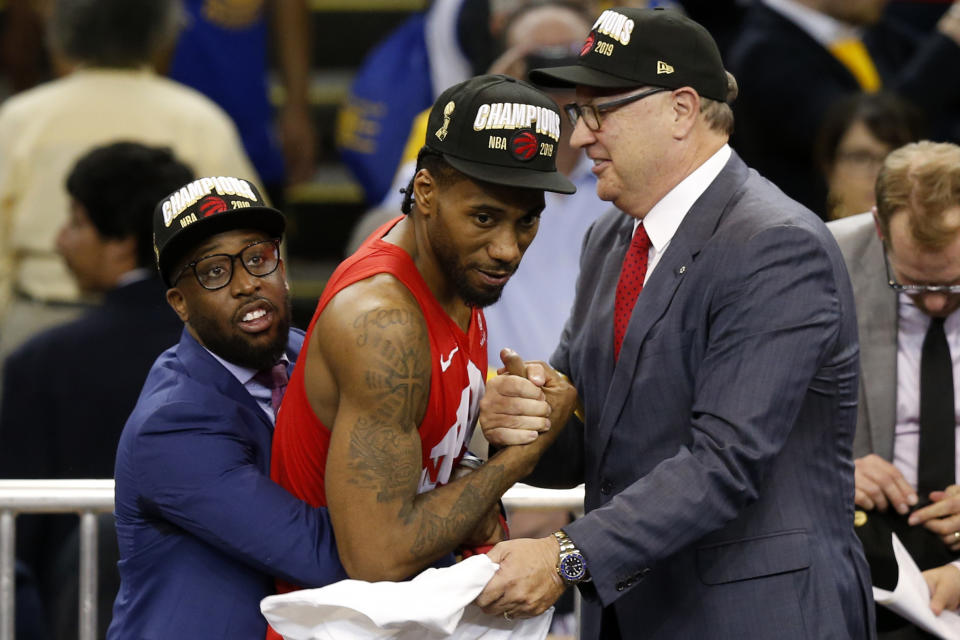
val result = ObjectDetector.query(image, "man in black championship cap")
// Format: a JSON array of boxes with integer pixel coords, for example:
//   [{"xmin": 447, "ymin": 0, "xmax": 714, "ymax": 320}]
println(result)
[
  {"xmin": 475, "ymin": 8, "xmax": 875, "ymax": 639},
  {"xmin": 108, "ymin": 177, "xmax": 346, "ymax": 640},
  {"xmin": 268, "ymin": 74, "xmax": 578, "ymax": 606}
]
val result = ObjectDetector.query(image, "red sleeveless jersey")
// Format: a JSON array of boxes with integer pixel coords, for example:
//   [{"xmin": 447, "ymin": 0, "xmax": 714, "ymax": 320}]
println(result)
[{"xmin": 269, "ymin": 216, "xmax": 487, "ymax": 586}]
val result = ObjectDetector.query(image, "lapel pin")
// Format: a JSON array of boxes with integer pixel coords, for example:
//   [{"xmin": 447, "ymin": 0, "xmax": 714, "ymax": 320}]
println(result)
[{"xmin": 678, "ymin": 265, "xmax": 686, "ymax": 274}]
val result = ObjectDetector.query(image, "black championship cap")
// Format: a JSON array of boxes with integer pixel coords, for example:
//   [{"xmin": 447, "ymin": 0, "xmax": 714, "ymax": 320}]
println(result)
[
  {"xmin": 424, "ymin": 74, "xmax": 576, "ymax": 194},
  {"xmin": 529, "ymin": 8, "xmax": 727, "ymax": 102},
  {"xmin": 153, "ymin": 176, "xmax": 285, "ymax": 286}
]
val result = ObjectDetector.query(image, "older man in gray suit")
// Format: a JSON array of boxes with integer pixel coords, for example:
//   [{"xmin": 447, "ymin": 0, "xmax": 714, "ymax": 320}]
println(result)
[
  {"xmin": 830, "ymin": 141, "xmax": 960, "ymax": 634},
  {"xmin": 474, "ymin": 7, "xmax": 873, "ymax": 640}
]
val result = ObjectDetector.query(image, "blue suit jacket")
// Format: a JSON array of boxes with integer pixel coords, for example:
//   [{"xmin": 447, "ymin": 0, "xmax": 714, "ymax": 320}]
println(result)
[
  {"xmin": 107, "ymin": 328, "xmax": 346, "ymax": 640},
  {"xmin": 535, "ymin": 152, "xmax": 875, "ymax": 639}
]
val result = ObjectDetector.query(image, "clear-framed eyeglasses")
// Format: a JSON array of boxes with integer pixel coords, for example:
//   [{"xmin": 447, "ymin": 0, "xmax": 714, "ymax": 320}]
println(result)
[
  {"xmin": 564, "ymin": 87, "xmax": 669, "ymax": 131},
  {"xmin": 883, "ymin": 243, "xmax": 960, "ymax": 295},
  {"xmin": 174, "ymin": 238, "xmax": 281, "ymax": 291}
]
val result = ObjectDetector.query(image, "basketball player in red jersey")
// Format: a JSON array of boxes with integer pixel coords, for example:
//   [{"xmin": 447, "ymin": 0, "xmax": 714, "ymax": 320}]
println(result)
[{"xmin": 269, "ymin": 75, "xmax": 578, "ymax": 602}]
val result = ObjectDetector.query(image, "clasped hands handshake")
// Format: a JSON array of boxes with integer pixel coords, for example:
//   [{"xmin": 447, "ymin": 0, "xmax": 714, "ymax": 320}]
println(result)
[{"xmin": 472, "ymin": 348, "xmax": 578, "ymax": 621}]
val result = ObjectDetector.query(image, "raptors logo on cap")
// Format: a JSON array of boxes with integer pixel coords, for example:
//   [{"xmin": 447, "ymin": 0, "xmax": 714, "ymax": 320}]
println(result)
[
  {"xmin": 510, "ymin": 131, "xmax": 538, "ymax": 162},
  {"xmin": 580, "ymin": 32, "xmax": 596, "ymax": 57},
  {"xmin": 199, "ymin": 196, "xmax": 229, "ymax": 217}
]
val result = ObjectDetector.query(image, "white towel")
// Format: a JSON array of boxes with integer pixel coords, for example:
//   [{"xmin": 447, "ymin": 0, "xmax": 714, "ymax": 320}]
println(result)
[{"xmin": 261, "ymin": 554, "xmax": 553, "ymax": 640}]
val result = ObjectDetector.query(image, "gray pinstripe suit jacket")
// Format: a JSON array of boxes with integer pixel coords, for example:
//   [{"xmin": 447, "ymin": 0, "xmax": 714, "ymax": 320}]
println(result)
[{"xmin": 532, "ymin": 152, "xmax": 875, "ymax": 639}]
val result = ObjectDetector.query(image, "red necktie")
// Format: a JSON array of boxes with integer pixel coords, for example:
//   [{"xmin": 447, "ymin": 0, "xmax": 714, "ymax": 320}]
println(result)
[{"xmin": 614, "ymin": 223, "xmax": 651, "ymax": 360}]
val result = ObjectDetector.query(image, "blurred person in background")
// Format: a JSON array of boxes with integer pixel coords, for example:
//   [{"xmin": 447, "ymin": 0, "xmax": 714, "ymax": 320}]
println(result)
[
  {"xmin": 816, "ymin": 91, "xmax": 925, "ymax": 220},
  {"xmin": 830, "ymin": 141, "xmax": 960, "ymax": 638},
  {"xmin": 0, "ymin": 142, "xmax": 192, "ymax": 640},
  {"xmin": 728, "ymin": 0, "xmax": 960, "ymax": 218},
  {"xmin": 0, "ymin": 0, "xmax": 258, "ymax": 365},
  {"xmin": 167, "ymin": 0, "xmax": 315, "ymax": 201}
]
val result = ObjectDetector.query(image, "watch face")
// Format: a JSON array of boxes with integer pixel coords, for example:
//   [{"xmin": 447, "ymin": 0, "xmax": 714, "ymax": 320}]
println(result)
[{"xmin": 560, "ymin": 553, "xmax": 586, "ymax": 582}]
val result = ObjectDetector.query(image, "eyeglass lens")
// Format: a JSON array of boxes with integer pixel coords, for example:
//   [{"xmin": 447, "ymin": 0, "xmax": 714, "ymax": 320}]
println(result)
[{"xmin": 195, "ymin": 240, "xmax": 279, "ymax": 290}]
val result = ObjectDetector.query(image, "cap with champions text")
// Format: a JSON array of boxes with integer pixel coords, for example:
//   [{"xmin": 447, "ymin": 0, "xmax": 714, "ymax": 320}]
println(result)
[
  {"xmin": 153, "ymin": 176, "xmax": 285, "ymax": 286},
  {"xmin": 529, "ymin": 7, "xmax": 728, "ymax": 102},
  {"xmin": 425, "ymin": 74, "xmax": 576, "ymax": 194}
]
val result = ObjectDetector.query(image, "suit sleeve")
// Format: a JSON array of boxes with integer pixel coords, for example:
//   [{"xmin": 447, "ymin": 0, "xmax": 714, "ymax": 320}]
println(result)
[
  {"xmin": 129, "ymin": 401, "xmax": 346, "ymax": 587},
  {"xmin": 565, "ymin": 224, "xmax": 846, "ymax": 606}
]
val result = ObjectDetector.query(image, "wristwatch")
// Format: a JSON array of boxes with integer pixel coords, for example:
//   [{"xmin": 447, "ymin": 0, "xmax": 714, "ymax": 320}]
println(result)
[{"xmin": 553, "ymin": 530, "xmax": 590, "ymax": 584}]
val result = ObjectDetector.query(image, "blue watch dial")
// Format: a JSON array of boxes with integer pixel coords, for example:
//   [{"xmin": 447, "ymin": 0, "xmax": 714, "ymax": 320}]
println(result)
[{"xmin": 560, "ymin": 552, "xmax": 586, "ymax": 581}]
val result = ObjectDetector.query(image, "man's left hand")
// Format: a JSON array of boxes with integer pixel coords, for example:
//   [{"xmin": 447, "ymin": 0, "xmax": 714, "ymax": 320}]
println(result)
[
  {"xmin": 909, "ymin": 485, "xmax": 960, "ymax": 550},
  {"xmin": 475, "ymin": 536, "xmax": 566, "ymax": 618}
]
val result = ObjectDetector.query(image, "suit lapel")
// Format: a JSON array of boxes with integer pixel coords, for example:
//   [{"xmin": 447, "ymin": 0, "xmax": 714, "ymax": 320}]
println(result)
[
  {"xmin": 854, "ymin": 232, "xmax": 899, "ymax": 459},
  {"xmin": 176, "ymin": 329, "xmax": 274, "ymax": 432},
  {"xmin": 594, "ymin": 153, "xmax": 750, "ymax": 454},
  {"xmin": 584, "ymin": 216, "xmax": 634, "ymax": 404}
]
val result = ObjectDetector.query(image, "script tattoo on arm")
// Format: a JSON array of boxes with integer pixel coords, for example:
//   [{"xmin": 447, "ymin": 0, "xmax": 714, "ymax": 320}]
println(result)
[{"xmin": 346, "ymin": 305, "xmax": 429, "ymax": 503}]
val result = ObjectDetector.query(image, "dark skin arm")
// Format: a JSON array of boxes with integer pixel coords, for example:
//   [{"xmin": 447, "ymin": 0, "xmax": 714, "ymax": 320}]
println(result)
[
  {"xmin": 269, "ymin": 0, "xmax": 315, "ymax": 184},
  {"xmin": 309, "ymin": 278, "xmax": 572, "ymax": 582}
]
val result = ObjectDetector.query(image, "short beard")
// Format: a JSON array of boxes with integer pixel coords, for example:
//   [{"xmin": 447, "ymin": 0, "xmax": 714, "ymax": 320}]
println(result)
[
  {"xmin": 447, "ymin": 257, "xmax": 505, "ymax": 308},
  {"xmin": 191, "ymin": 296, "xmax": 292, "ymax": 370}
]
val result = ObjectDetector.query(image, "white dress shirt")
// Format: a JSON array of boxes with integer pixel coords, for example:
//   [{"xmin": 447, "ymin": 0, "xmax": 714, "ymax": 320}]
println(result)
[{"xmin": 634, "ymin": 144, "xmax": 732, "ymax": 283}]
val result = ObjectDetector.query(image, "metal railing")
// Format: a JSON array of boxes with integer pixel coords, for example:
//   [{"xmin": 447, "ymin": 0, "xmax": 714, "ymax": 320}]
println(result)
[
  {"xmin": 0, "ymin": 479, "xmax": 584, "ymax": 640},
  {"xmin": 0, "ymin": 480, "xmax": 114, "ymax": 640}
]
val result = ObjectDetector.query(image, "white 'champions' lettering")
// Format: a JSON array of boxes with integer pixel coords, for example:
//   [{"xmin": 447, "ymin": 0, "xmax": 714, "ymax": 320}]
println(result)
[
  {"xmin": 592, "ymin": 9, "xmax": 634, "ymax": 45},
  {"xmin": 472, "ymin": 103, "xmax": 561, "ymax": 142},
  {"xmin": 418, "ymin": 359, "xmax": 484, "ymax": 492},
  {"xmin": 160, "ymin": 177, "xmax": 258, "ymax": 227}
]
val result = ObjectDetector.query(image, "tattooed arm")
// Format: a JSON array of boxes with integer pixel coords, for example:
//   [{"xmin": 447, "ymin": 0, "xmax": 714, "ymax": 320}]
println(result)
[{"xmin": 306, "ymin": 276, "xmax": 570, "ymax": 581}]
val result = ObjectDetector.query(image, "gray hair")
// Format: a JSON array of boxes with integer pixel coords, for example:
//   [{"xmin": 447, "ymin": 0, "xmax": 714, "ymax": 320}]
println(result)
[
  {"xmin": 48, "ymin": 0, "xmax": 184, "ymax": 67},
  {"xmin": 700, "ymin": 71, "xmax": 738, "ymax": 137}
]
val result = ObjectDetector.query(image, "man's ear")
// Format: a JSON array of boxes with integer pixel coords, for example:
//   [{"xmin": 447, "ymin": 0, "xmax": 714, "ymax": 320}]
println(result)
[
  {"xmin": 670, "ymin": 87, "xmax": 700, "ymax": 139},
  {"xmin": 278, "ymin": 259, "xmax": 289, "ymax": 291},
  {"xmin": 872, "ymin": 206, "xmax": 885, "ymax": 241},
  {"xmin": 166, "ymin": 287, "xmax": 189, "ymax": 323},
  {"xmin": 413, "ymin": 168, "xmax": 437, "ymax": 218}
]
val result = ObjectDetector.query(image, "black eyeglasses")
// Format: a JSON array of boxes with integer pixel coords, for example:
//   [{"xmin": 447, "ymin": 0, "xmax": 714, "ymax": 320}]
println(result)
[
  {"xmin": 564, "ymin": 87, "xmax": 669, "ymax": 131},
  {"xmin": 882, "ymin": 243, "xmax": 960, "ymax": 295},
  {"xmin": 174, "ymin": 239, "xmax": 281, "ymax": 291}
]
